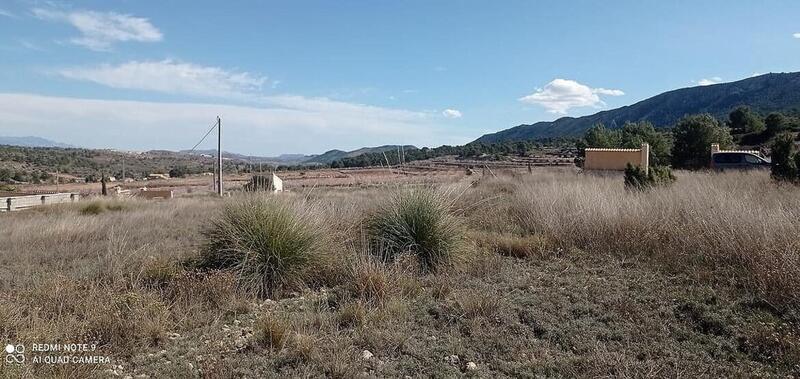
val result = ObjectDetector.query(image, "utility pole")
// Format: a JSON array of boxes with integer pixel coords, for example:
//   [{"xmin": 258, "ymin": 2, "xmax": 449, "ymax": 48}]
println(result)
[{"xmin": 217, "ymin": 116, "xmax": 223, "ymax": 196}]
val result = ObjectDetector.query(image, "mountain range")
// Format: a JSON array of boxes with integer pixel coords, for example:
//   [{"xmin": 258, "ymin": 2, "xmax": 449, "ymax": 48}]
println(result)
[
  {"xmin": 182, "ymin": 145, "xmax": 417, "ymax": 165},
  {"xmin": 1, "ymin": 136, "xmax": 417, "ymax": 167},
  {"xmin": 475, "ymin": 72, "xmax": 800, "ymax": 143},
  {"xmin": 302, "ymin": 145, "xmax": 418, "ymax": 164},
  {"xmin": 0, "ymin": 136, "xmax": 75, "ymax": 148}
]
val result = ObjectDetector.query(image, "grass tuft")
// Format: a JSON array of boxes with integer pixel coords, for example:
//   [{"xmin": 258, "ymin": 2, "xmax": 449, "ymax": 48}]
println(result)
[
  {"xmin": 367, "ymin": 189, "xmax": 463, "ymax": 271},
  {"xmin": 198, "ymin": 195, "xmax": 328, "ymax": 297},
  {"xmin": 254, "ymin": 314, "xmax": 290, "ymax": 350}
]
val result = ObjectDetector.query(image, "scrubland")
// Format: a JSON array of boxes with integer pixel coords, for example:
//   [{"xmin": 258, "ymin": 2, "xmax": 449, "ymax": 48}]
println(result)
[{"xmin": 0, "ymin": 169, "xmax": 798, "ymax": 378}]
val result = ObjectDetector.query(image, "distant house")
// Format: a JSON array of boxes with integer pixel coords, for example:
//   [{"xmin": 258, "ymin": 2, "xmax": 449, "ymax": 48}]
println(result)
[
  {"xmin": 147, "ymin": 173, "xmax": 170, "ymax": 180},
  {"xmin": 107, "ymin": 176, "xmax": 117, "ymax": 182},
  {"xmin": 584, "ymin": 143, "xmax": 650, "ymax": 173}
]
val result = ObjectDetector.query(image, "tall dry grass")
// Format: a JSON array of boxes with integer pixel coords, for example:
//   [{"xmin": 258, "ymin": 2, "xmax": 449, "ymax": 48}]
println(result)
[{"xmin": 469, "ymin": 169, "xmax": 800, "ymax": 312}]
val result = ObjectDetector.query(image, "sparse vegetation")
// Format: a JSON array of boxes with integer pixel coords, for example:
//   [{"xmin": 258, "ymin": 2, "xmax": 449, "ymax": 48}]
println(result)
[{"xmin": 1, "ymin": 169, "xmax": 798, "ymax": 377}]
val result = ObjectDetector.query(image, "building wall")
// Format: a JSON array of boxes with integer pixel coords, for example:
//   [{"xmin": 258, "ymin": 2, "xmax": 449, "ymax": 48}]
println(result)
[{"xmin": 584, "ymin": 144, "xmax": 649, "ymax": 172}]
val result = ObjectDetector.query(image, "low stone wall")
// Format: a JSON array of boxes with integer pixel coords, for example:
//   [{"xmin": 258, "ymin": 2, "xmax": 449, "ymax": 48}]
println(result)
[{"xmin": 0, "ymin": 193, "xmax": 80, "ymax": 212}]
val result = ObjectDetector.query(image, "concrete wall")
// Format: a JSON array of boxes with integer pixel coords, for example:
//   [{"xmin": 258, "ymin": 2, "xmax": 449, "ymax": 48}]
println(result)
[
  {"xmin": 0, "ymin": 193, "xmax": 79, "ymax": 212},
  {"xmin": 584, "ymin": 143, "xmax": 649, "ymax": 172}
]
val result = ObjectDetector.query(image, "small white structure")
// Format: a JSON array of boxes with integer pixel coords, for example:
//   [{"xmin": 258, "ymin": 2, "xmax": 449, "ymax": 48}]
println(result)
[{"xmin": 271, "ymin": 173, "xmax": 283, "ymax": 193}]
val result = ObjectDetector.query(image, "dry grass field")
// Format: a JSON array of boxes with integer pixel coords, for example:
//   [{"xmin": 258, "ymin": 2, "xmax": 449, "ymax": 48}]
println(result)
[{"xmin": 1, "ymin": 168, "xmax": 798, "ymax": 378}]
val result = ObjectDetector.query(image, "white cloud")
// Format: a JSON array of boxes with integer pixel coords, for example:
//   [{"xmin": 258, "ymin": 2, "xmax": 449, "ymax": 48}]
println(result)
[
  {"xmin": 58, "ymin": 60, "xmax": 267, "ymax": 99},
  {"xmin": 32, "ymin": 8, "xmax": 162, "ymax": 51},
  {"xmin": 0, "ymin": 8, "xmax": 16, "ymax": 18},
  {"xmin": 19, "ymin": 40, "xmax": 45, "ymax": 51},
  {"xmin": 0, "ymin": 93, "xmax": 468, "ymax": 155},
  {"xmin": 697, "ymin": 77, "xmax": 723, "ymax": 86},
  {"xmin": 442, "ymin": 109, "xmax": 462, "ymax": 119},
  {"xmin": 592, "ymin": 88, "xmax": 625, "ymax": 96},
  {"xmin": 518, "ymin": 79, "xmax": 624, "ymax": 114},
  {"xmin": 793, "ymin": 33, "xmax": 800, "ymax": 39}
]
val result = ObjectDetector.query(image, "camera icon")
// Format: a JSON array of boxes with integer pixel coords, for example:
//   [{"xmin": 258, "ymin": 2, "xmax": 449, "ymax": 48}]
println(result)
[{"xmin": 5, "ymin": 344, "xmax": 25, "ymax": 364}]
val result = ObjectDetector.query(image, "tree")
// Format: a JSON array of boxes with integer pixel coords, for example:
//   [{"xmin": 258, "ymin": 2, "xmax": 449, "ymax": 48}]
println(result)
[
  {"xmin": 770, "ymin": 133, "xmax": 796, "ymax": 181},
  {"xmin": 672, "ymin": 114, "xmax": 733, "ymax": 169},
  {"xmin": 583, "ymin": 123, "xmax": 622, "ymax": 148},
  {"xmin": 727, "ymin": 106, "xmax": 765, "ymax": 134},
  {"xmin": 620, "ymin": 121, "xmax": 672, "ymax": 166},
  {"xmin": 764, "ymin": 113, "xmax": 787, "ymax": 135},
  {"xmin": 169, "ymin": 166, "xmax": 187, "ymax": 178},
  {"xmin": 0, "ymin": 168, "xmax": 11, "ymax": 182}
]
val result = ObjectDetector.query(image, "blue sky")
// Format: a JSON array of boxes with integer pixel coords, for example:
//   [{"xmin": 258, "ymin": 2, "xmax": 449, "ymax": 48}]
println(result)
[{"xmin": 1, "ymin": 0, "xmax": 799, "ymax": 155}]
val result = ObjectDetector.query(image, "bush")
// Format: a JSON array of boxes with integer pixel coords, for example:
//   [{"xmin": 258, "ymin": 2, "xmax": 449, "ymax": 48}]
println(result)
[
  {"xmin": 728, "ymin": 106, "xmax": 765, "ymax": 134},
  {"xmin": 198, "ymin": 196, "xmax": 328, "ymax": 297},
  {"xmin": 79, "ymin": 199, "xmax": 129, "ymax": 215},
  {"xmin": 624, "ymin": 164, "xmax": 650, "ymax": 190},
  {"xmin": 771, "ymin": 133, "xmax": 797, "ymax": 182},
  {"xmin": 169, "ymin": 166, "xmax": 187, "ymax": 178},
  {"xmin": 624, "ymin": 164, "xmax": 675, "ymax": 190},
  {"xmin": 366, "ymin": 189, "xmax": 462, "ymax": 272},
  {"xmin": 672, "ymin": 114, "xmax": 733, "ymax": 169},
  {"xmin": 765, "ymin": 113, "xmax": 787, "ymax": 135},
  {"xmin": 649, "ymin": 165, "xmax": 677, "ymax": 185}
]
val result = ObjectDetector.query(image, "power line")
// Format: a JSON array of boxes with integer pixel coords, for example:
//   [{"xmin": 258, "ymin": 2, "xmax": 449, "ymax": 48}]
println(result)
[{"xmin": 187, "ymin": 118, "xmax": 220, "ymax": 153}]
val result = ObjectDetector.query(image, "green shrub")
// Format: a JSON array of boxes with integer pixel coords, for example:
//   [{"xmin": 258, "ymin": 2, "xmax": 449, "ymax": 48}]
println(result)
[
  {"xmin": 79, "ymin": 199, "xmax": 129, "ymax": 215},
  {"xmin": 624, "ymin": 164, "xmax": 650, "ymax": 190},
  {"xmin": 198, "ymin": 196, "xmax": 327, "ymax": 297},
  {"xmin": 624, "ymin": 164, "xmax": 675, "ymax": 190},
  {"xmin": 771, "ymin": 133, "xmax": 797, "ymax": 182},
  {"xmin": 649, "ymin": 165, "xmax": 677, "ymax": 186},
  {"xmin": 672, "ymin": 114, "xmax": 733, "ymax": 169},
  {"xmin": 366, "ymin": 189, "xmax": 462, "ymax": 272}
]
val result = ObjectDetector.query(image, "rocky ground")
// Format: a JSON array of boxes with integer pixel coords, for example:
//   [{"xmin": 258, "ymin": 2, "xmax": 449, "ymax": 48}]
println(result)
[{"xmin": 109, "ymin": 250, "xmax": 798, "ymax": 378}]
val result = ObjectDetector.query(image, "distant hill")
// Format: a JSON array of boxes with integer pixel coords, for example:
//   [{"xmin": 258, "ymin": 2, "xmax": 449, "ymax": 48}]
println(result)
[
  {"xmin": 180, "ymin": 149, "xmax": 310, "ymax": 165},
  {"xmin": 181, "ymin": 145, "xmax": 418, "ymax": 165},
  {"xmin": 303, "ymin": 145, "xmax": 418, "ymax": 164},
  {"xmin": 0, "ymin": 136, "xmax": 74, "ymax": 148},
  {"xmin": 475, "ymin": 72, "xmax": 800, "ymax": 143}
]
